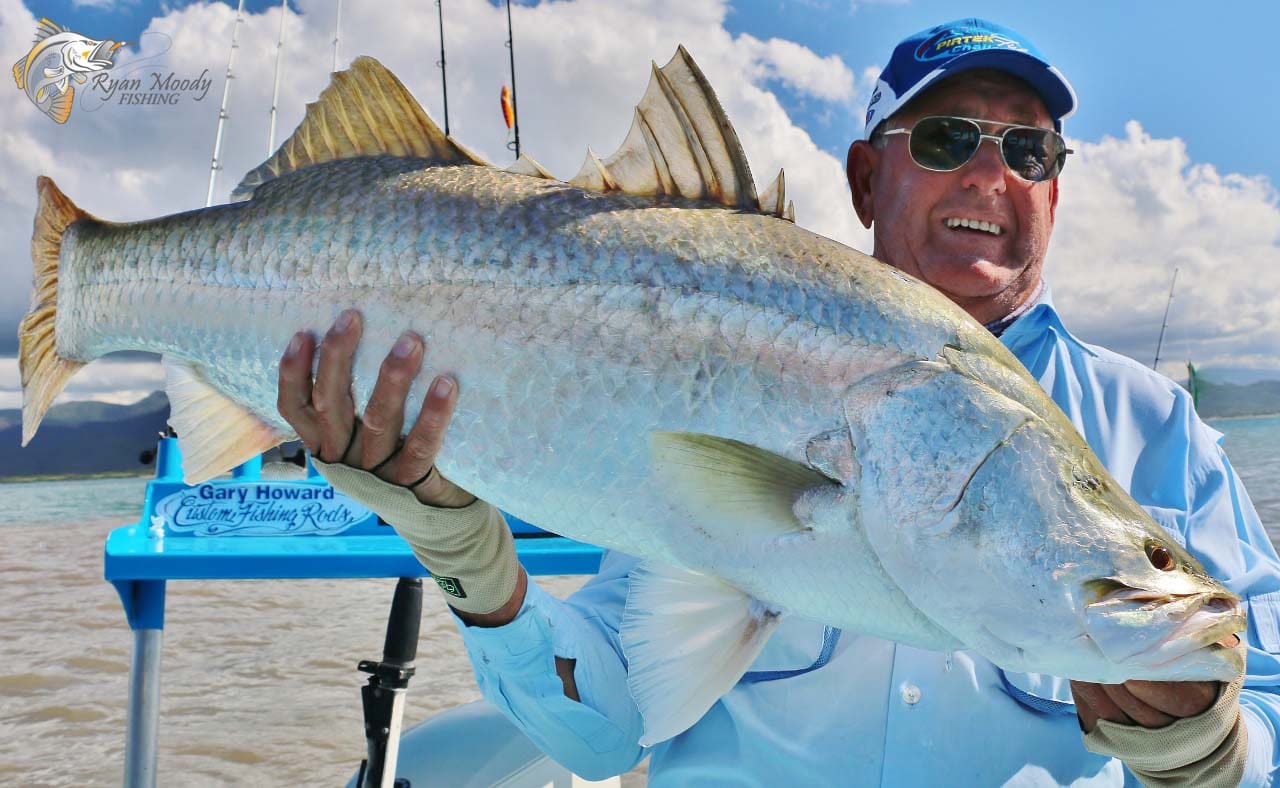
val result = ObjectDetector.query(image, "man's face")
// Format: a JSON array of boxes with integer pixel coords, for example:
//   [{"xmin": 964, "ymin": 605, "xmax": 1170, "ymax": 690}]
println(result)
[{"xmin": 847, "ymin": 70, "xmax": 1060, "ymax": 324}]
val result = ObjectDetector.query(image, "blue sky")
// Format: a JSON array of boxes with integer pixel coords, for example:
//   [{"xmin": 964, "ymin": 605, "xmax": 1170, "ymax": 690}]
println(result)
[
  {"xmin": 2, "ymin": 0, "xmax": 1278, "ymax": 409},
  {"xmin": 35, "ymin": 0, "xmax": 1280, "ymax": 190}
]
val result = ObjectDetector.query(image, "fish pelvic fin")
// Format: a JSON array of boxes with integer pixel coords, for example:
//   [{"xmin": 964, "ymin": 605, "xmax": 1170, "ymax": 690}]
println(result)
[
  {"xmin": 19, "ymin": 176, "xmax": 93, "ymax": 446},
  {"xmin": 621, "ymin": 562, "xmax": 781, "ymax": 746},
  {"xmin": 230, "ymin": 55, "xmax": 488, "ymax": 202},
  {"xmin": 162, "ymin": 357, "xmax": 291, "ymax": 484}
]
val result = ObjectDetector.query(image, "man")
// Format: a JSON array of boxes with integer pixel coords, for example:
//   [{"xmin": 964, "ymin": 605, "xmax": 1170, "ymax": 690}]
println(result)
[{"xmin": 277, "ymin": 19, "xmax": 1280, "ymax": 786}]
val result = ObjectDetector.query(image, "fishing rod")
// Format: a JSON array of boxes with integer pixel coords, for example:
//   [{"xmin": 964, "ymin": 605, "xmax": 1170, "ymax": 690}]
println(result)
[
  {"xmin": 333, "ymin": 0, "xmax": 343, "ymax": 71},
  {"xmin": 355, "ymin": 577, "xmax": 423, "ymax": 788},
  {"xmin": 504, "ymin": 0, "xmax": 520, "ymax": 159},
  {"xmin": 436, "ymin": 0, "xmax": 449, "ymax": 136},
  {"xmin": 205, "ymin": 0, "xmax": 246, "ymax": 207},
  {"xmin": 1153, "ymin": 267, "xmax": 1179, "ymax": 371},
  {"xmin": 266, "ymin": 0, "xmax": 289, "ymax": 155}
]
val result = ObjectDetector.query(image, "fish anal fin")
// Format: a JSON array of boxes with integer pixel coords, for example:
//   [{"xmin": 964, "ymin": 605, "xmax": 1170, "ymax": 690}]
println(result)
[
  {"xmin": 621, "ymin": 562, "xmax": 781, "ymax": 746},
  {"xmin": 230, "ymin": 55, "xmax": 489, "ymax": 202},
  {"xmin": 651, "ymin": 431, "xmax": 838, "ymax": 538},
  {"xmin": 578, "ymin": 47, "xmax": 760, "ymax": 211},
  {"xmin": 47, "ymin": 85, "xmax": 73, "ymax": 123},
  {"xmin": 19, "ymin": 177, "xmax": 94, "ymax": 446},
  {"xmin": 162, "ymin": 357, "xmax": 290, "ymax": 484}
]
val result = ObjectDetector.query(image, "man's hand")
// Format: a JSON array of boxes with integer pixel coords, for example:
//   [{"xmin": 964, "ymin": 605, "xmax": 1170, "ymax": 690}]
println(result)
[
  {"xmin": 1070, "ymin": 634, "xmax": 1240, "ymax": 731},
  {"xmin": 276, "ymin": 308, "xmax": 473, "ymax": 507}
]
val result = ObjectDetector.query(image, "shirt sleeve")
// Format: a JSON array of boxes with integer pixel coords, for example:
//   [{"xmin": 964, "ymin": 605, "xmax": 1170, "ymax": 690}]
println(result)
[
  {"xmin": 451, "ymin": 550, "xmax": 647, "ymax": 779},
  {"xmin": 1177, "ymin": 407, "xmax": 1280, "ymax": 787}
]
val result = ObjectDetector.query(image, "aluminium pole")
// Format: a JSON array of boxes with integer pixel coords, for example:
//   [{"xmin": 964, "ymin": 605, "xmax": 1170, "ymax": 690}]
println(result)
[{"xmin": 332, "ymin": 0, "xmax": 343, "ymax": 72}]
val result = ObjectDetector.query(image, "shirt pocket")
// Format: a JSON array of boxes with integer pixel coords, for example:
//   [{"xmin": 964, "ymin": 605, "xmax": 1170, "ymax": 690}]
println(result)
[{"xmin": 1248, "ymin": 591, "xmax": 1280, "ymax": 653}]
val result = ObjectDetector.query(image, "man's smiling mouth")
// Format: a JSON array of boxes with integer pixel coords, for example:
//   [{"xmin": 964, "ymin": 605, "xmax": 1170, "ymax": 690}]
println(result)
[{"xmin": 944, "ymin": 217, "xmax": 1004, "ymax": 236}]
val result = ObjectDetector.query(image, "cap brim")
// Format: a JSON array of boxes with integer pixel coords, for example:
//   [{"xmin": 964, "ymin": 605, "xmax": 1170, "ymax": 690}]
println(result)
[{"xmin": 937, "ymin": 49, "xmax": 1077, "ymax": 128}]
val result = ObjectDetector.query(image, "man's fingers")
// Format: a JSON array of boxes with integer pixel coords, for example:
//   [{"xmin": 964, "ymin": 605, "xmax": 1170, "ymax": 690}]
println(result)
[
  {"xmin": 277, "ymin": 330, "xmax": 321, "ymax": 452},
  {"xmin": 384, "ymin": 375, "xmax": 457, "ymax": 491},
  {"xmin": 1070, "ymin": 681, "xmax": 1135, "ymax": 731},
  {"xmin": 1100, "ymin": 682, "xmax": 1177, "ymax": 728},
  {"xmin": 1124, "ymin": 680, "xmax": 1219, "ymax": 719},
  {"xmin": 312, "ymin": 309, "xmax": 361, "ymax": 462},
  {"xmin": 356, "ymin": 331, "xmax": 423, "ymax": 470}
]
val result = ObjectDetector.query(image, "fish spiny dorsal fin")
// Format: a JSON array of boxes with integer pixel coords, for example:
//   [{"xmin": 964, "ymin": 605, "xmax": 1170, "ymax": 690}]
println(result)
[
  {"xmin": 570, "ymin": 46, "xmax": 759, "ymax": 211},
  {"xmin": 34, "ymin": 18, "xmax": 67, "ymax": 43},
  {"xmin": 785, "ymin": 200, "xmax": 795, "ymax": 224},
  {"xmin": 230, "ymin": 55, "xmax": 488, "ymax": 202},
  {"xmin": 504, "ymin": 152, "xmax": 555, "ymax": 180},
  {"xmin": 758, "ymin": 169, "xmax": 785, "ymax": 218}
]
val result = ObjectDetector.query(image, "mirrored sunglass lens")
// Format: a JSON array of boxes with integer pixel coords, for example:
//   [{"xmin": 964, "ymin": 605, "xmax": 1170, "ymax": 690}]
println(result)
[
  {"xmin": 1001, "ymin": 128, "xmax": 1065, "ymax": 182},
  {"xmin": 909, "ymin": 117, "xmax": 980, "ymax": 171}
]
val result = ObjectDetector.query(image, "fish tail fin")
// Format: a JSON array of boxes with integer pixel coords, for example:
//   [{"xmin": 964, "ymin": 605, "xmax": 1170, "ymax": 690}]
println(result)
[
  {"xmin": 13, "ymin": 57, "xmax": 25, "ymax": 89},
  {"xmin": 19, "ymin": 176, "xmax": 92, "ymax": 446}
]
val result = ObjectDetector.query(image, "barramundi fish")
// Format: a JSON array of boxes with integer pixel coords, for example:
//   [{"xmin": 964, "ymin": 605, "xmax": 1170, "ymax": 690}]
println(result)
[
  {"xmin": 19, "ymin": 49, "xmax": 1245, "ymax": 745},
  {"xmin": 12, "ymin": 17, "xmax": 123, "ymax": 124}
]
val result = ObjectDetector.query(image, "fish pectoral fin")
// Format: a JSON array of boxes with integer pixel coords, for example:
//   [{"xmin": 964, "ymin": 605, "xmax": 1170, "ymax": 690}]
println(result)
[
  {"xmin": 651, "ymin": 431, "xmax": 840, "ymax": 538},
  {"xmin": 230, "ymin": 56, "xmax": 488, "ymax": 202},
  {"xmin": 162, "ymin": 356, "xmax": 291, "ymax": 484},
  {"xmin": 620, "ymin": 562, "xmax": 781, "ymax": 746}
]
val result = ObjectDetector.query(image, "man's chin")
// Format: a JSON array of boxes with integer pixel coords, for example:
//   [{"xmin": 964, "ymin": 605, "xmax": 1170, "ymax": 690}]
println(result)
[{"xmin": 920, "ymin": 259, "xmax": 1018, "ymax": 301}]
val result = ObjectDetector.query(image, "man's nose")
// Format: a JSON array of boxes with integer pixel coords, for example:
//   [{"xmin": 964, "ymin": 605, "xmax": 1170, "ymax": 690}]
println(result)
[{"xmin": 960, "ymin": 137, "xmax": 1008, "ymax": 195}]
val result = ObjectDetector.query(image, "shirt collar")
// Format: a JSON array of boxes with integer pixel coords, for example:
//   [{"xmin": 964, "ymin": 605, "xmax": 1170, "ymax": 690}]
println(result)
[{"xmin": 992, "ymin": 280, "xmax": 1095, "ymax": 359}]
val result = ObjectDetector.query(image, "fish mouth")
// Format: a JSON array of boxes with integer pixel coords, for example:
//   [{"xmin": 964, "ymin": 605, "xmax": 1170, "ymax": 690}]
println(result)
[
  {"xmin": 86, "ymin": 40, "xmax": 119, "ymax": 69},
  {"xmin": 1082, "ymin": 584, "xmax": 1246, "ymax": 670}
]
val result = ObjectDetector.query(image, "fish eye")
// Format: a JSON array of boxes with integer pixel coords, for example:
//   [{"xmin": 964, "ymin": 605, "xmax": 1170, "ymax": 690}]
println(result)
[{"xmin": 1145, "ymin": 541, "xmax": 1176, "ymax": 571}]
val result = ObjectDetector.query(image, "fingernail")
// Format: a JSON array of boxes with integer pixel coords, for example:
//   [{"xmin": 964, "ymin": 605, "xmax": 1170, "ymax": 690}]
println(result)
[
  {"xmin": 334, "ymin": 310, "xmax": 355, "ymax": 333},
  {"xmin": 431, "ymin": 376, "xmax": 454, "ymax": 398},
  {"xmin": 285, "ymin": 333, "xmax": 302, "ymax": 357},
  {"xmin": 392, "ymin": 332, "xmax": 417, "ymax": 358}
]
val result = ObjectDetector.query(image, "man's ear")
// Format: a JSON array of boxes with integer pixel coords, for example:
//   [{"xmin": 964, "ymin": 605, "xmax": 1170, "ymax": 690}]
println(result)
[{"xmin": 847, "ymin": 140, "xmax": 877, "ymax": 230}]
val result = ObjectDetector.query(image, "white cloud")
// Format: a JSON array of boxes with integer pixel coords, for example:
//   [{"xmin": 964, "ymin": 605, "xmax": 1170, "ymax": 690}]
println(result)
[
  {"xmin": 2, "ymin": 0, "xmax": 1276, "ymax": 416},
  {"xmin": 0, "ymin": 356, "xmax": 165, "ymax": 409},
  {"xmin": 1048, "ymin": 121, "xmax": 1280, "ymax": 380}
]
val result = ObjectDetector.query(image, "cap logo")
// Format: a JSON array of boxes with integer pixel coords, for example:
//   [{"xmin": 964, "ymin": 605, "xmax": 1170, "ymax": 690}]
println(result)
[{"xmin": 914, "ymin": 28, "xmax": 1026, "ymax": 62}]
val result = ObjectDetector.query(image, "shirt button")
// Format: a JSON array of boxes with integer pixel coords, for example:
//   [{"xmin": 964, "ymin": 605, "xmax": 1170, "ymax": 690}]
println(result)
[{"xmin": 900, "ymin": 683, "xmax": 922, "ymax": 706}]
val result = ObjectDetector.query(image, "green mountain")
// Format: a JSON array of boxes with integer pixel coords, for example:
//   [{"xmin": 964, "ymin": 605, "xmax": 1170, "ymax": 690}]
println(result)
[{"xmin": 1195, "ymin": 379, "xmax": 1280, "ymax": 419}]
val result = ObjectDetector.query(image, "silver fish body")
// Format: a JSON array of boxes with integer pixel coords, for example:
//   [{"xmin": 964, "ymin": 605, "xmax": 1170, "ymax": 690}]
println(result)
[{"xmin": 23, "ymin": 52, "xmax": 1244, "ymax": 744}]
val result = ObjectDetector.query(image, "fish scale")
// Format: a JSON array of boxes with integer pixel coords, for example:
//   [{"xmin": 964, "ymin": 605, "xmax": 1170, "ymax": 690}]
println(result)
[{"xmin": 21, "ymin": 50, "xmax": 1246, "ymax": 746}]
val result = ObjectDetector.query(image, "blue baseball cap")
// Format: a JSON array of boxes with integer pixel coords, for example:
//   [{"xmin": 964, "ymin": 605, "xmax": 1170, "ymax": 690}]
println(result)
[{"xmin": 862, "ymin": 18, "xmax": 1077, "ymax": 140}]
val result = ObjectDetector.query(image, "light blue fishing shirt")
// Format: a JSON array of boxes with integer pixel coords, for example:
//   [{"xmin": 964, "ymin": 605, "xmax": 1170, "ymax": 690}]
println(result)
[{"xmin": 456, "ymin": 286, "xmax": 1280, "ymax": 786}]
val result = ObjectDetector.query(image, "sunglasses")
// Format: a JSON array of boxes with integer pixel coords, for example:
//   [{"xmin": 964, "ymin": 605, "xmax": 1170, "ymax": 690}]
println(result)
[{"xmin": 880, "ymin": 116, "xmax": 1073, "ymax": 183}]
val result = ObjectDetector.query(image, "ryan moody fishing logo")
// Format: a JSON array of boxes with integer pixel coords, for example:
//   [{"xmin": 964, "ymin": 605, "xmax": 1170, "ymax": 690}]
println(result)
[{"xmin": 13, "ymin": 18, "xmax": 212, "ymax": 123}]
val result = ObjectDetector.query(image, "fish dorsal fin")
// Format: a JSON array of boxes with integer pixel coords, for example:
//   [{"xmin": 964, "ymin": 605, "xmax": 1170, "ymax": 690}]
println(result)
[
  {"xmin": 504, "ymin": 152, "xmax": 555, "ymax": 180},
  {"xmin": 758, "ymin": 169, "xmax": 786, "ymax": 218},
  {"xmin": 34, "ymin": 18, "xmax": 67, "ymax": 43},
  {"xmin": 231, "ymin": 55, "xmax": 488, "ymax": 202},
  {"xmin": 570, "ymin": 46, "xmax": 759, "ymax": 211}
]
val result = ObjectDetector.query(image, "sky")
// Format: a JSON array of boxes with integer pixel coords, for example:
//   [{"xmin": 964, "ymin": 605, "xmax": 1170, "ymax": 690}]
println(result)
[{"xmin": 1, "ymin": 0, "xmax": 1278, "ymax": 411}]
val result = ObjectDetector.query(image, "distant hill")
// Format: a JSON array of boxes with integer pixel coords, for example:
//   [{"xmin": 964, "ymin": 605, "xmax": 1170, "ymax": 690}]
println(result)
[
  {"xmin": 1196, "ymin": 379, "xmax": 1280, "ymax": 419},
  {"xmin": 1, "ymin": 391, "xmax": 302, "ymax": 480},
  {"xmin": 1, "ymin": 391, "xmax": 173, "ymax": 479}
]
